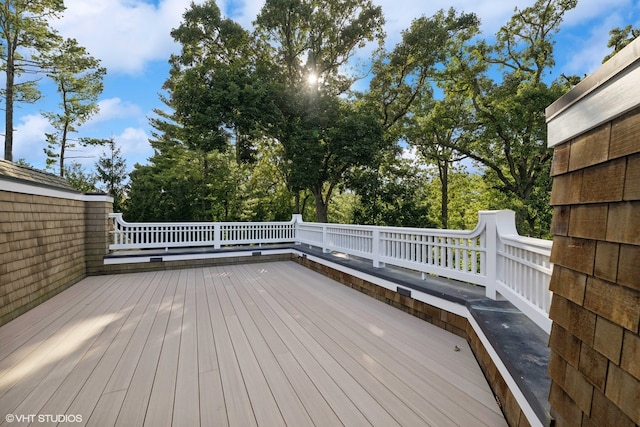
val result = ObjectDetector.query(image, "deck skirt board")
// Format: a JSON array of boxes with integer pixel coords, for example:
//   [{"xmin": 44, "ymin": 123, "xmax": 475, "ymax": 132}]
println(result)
[{"xmin": 0, "ymin": 261, "xmax": 506, "ymax": 426}]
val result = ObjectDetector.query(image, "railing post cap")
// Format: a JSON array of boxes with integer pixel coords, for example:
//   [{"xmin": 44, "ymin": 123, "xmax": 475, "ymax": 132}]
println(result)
[{"xmin": 478, "ymin": 210, "xmax": 517, "ymax": 233}]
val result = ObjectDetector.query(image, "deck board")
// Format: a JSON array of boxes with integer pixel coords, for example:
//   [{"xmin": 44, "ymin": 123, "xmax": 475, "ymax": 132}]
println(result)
[
  {"xmin": 0, "ymin": 261, "xmax": 506, "ymax": 426},
  {"xmin": 204, "ymin": 269, "xmax": 258, "ymax": 427},
  {"xmin": 276, "ymin": 262, "xmax": 503, "ymax": 418}
]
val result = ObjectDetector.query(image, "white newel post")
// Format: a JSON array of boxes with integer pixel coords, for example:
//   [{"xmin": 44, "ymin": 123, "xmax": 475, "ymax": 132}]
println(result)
[
  {"xmin": 322, "ymin": 224, "xmax": 330, "ymax": 253},
  {"xmin": 214, "ymin": 224, "xmax": 221, "ymax": 249},
  {"xmin": 482, "ymin": 211, "xmax": 498, "ymax": 300},
  {"xmin": 372, "ymin": 228, "xmax": 384, "ymax": 268},
  {"xmin": 291, "ymin": 214, "xmax": 302, "ymax": 244}
]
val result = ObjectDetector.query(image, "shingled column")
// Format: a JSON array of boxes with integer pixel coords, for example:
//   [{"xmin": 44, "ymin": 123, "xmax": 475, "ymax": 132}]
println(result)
[
  {"xmin": 84, "ymin": 194, "xmax": 114, "ymax": 275},
  {"xmin": 545, "ymin": 40, "xmax": 640, "ymax": 426}
]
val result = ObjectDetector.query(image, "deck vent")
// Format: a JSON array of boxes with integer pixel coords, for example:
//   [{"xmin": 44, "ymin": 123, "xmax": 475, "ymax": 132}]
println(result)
[
  {"xmin": 252, "ymin": 251, "xmax": 262, "ymax": 256},
  {"xmin": 397, "ymin": 287, "xmax": 411, "ymax": 298},
  {"xmin": 150, "ymin": 257, "xmax": 163, "ymax": 262}
]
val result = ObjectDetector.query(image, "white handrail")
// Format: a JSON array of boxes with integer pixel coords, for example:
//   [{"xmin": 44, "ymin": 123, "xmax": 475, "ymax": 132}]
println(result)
[
  {"xmin": 109, "ymin": 213, "xmax": 297, "ymax": 250},
  {"xmin": 108, "ymin": 210, "xmax": 552, "ymax": 332}
]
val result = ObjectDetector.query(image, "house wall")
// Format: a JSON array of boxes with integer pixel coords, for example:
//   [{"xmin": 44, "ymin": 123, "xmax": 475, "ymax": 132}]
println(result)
[
  {"xmin": 0, "ymin": 181, "xmax": 112, "ymax": 326},
  {"xmin": 545, "ymin": 39, "xmax": 640, "ymax": 426}
]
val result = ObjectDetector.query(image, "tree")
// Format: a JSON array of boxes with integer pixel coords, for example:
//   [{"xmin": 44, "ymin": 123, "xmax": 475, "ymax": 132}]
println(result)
[
  {"xmin": 284, "ymin": 97, "xmax": 385, "ymax": 222},
  {"xmin": 96, "ymin": 138, "xmax": 127, "ymax": 213},
  {"xmin": 404, "ymin": 93, "xmax": 472, "ymax": 228},
  {"xmin": 155, "ymin": 0, "xmax": 387, "ymax": 222},
  {"xmin": 254, "ymin": 0, "xmax": 386, "ymax": 221},
  {"xmin": 64, "ymin": 161, "xmax": 98, "ymax": 193},
  {"xmin": 441, "ymin": 0, "xmax": 578, "ymax": 236},
  {"xmin": 125, "ymin": 150, "xmax": 208, "ymax": 222},
  {"xmin": 366, "ymin": 8, "xmax": 480, "ymax": 228},
  {"xmin": 367, "ymin": 8, "xmax": 480, "ymax": 135},
  {"xmin": 238, "ymin": 137, "xmax": 293, "ymax": 221},
  {"xmin": 349, "ymin": 150, "xmax": 434, "ymax": 227},
  {"xmin": 42, "ymin": 38, "xmax": 106, "ymax": 176},
  {"xmin": 603, "ymin": 25, "xmax": 640, "ymax": 63},
  {"xmin": 1, "ymin": 0, "xmax": 65, "ymax": 161},
  {"xmin": 166, "ymin": 0, "xmax": 261, "ymax": 154},
  {"xmin": 146, "ymin": 0, "xmax": 276, "ymax": 221}
]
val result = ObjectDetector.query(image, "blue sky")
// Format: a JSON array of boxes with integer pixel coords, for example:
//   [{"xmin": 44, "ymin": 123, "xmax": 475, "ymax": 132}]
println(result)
[{"xmin": 4, "ymin": 0, "xmax": 640, "ymax": 173}]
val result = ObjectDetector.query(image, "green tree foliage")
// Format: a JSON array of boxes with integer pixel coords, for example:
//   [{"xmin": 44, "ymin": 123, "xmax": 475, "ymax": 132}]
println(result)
[
  {"xmin": 348, "ymin": 150, "xmax": 434, "ymax": 228},
  {"xmin": 166, "ymin": 0, "xmax": 259, "ymax": 153},
  {"xmin": 365, "ymin": 1, "xmax": 576, "ymax": 236},
  {"xmin": 1, "ymin": 0, "xmax": 65, "ymax": 161},
  {"xmin": 96, "ymin": 138, "xmax": 128, "ymax": 213},
  {"xmin": 404, "ymin": 92, "xmax": 472, "ymax": 228},
  {"xmin": 365, "ymin": 9, "xmax": 482, "ymax": 229},
  {"xmin": 141, "ymin": 0, "xmax": 387, "ymax": 223},
  {"xmin": 42, "ymin": 38, "xmax": 106, "ymax": 176},
  {"xmin": 254, "ymin": 0, "xmax": 386, "ymax": 221},
  {"xmin": 125, "ymin": 149, "xmax": 213, "ymax": 222},
  {"xmin": 367, "ymin": 8, "xmax": 480, "ymax": 135},
  {"xmin": 239, "ymin": 138, "xmax": 293, "ymax": 221},
  {"xmin": 127, "ymin": 0, "xmax": 578, "ymax": 234},
  {"xmin": 449, "ymin": 0, "xmax": 577, "ymax": 236},
  {"xmin": 290, "ymin": 97, "xmax": 386, "ymax": 222},
  {"xmin": 125, "ymin": 138, "xmax": 293, "ymax": 222},
  {"xmin": 426, "ymin": 166, "xmax": 508, "ymax": 230},
  {"xmin": 603, "ymin": 25, "xmax": 640, "ymax": 63},
  {"xmin": 131, "ymin": 1, "xmax": 288, "ymax": 222},
  {"xmin": 64, "ymin": 161, "xmax": 99, "ymax": 193}
]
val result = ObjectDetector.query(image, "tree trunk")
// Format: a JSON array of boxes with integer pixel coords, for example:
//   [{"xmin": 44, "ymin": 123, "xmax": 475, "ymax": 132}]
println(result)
[
  {"xmin": 202, "ymin": 154, "xmax": 208, "ymax": 217},
  {"xmin": 311, "ymin": 186, "xmax": 329, "ymax": 223},
  {"xmin": 59, "ymin": 122, "xmax": 69, "ymax": 177},
  {"xmin": 4, "ymin": 49, "xmax": 14, "ymax": 161},
  {"xmin": 294, "ymin": 191, "xmax": 301, "ymax": 214},
  {"xmin": 437, "ymin": 159, "xmax": 449, "ymax": 229}
]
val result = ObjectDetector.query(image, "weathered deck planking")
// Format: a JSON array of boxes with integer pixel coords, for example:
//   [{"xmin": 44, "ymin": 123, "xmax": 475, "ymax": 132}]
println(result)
[{"xmin": 0, "ymin": 261, "xmax": 506, "ymax": 426}]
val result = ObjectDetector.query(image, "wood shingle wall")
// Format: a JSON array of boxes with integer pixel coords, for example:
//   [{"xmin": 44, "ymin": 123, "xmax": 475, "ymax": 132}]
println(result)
[
  {"xmin": 0, "ymin": 160, "xmax": 113, "ymax": 326},
  {"xmin": 546, "ymin": 39, "xmax": 640, "ymax": 426}
]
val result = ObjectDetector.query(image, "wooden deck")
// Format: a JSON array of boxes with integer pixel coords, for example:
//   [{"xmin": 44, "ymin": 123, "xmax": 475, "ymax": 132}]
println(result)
[{"xmin": 0, "ymin": 261, "xmax": 506, "ymax": 426}]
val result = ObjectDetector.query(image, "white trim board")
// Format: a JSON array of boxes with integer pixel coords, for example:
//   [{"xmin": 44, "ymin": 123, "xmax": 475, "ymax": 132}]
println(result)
[
  {"xmin": 546, "ymin": 38, "xmax": 640, "ymax": 148},
  {"xmin": 1, "ymin": 177, "xmax": 113, "ymax": 203}
]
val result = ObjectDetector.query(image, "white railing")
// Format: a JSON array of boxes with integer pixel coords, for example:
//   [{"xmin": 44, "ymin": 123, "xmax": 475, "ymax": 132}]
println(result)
[
  {"xmin": 109, "ymin": 213, "xmax": 297, "ymax": 250},
  {"xmin": 496, "ymin": 234, "xmax": 553, "ymax": 331},
  {"xmin": 298, "ymin": 221, "xmax": 485, "ymax": 283},
  {"xmin": 109, "ymin": 210, "xmax": 553, "ymax": 332},
  {"xmin": 297, "ymin": 210, "xmax": 552, "ymax": 333}
]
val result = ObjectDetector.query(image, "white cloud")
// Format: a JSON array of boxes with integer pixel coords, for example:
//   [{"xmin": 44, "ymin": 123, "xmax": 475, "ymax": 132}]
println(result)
[
  {"xmin": 60, "ymin": 126, "xmax": 152, "ymax": 171},
  {"xmin": 46, "ymin": 0, "xmax": 518, "ymax": 78},
  {"xmin": 560, "ymin": 0, "xmax": 633, "ymax": 27},
  {"xmin": 12, "ymin": 114, "xmax": 54, "ymax": 168},
  {"xmin": 48, "ymin": 0, "xmax": 636, "ymax": 78},
  {"xmin": 48, "ymin": 0, "xmax": 270, "ymax": 76},
  {"xmin": 116, "ymin": 127, "xmax": 152, "ymax": 159},
  {"xmin": 91, "ymin": 98, "xmax": 144, "ymax": 124},
  {"xmin": 375, "ymin": 0, "xmax": 515, "ymax": 46},
  {"xmin": 560, "ymin": 14, "xmax": 627, "ymax": 76},
  {"xmin": 219, "ymin": 0, "xmax": 265, "ymax": 29},
  {"xmin": 401, "ymin": 145, "xmax": 418, "ymax": 161},
  {"xmin": 556, "ymin": 0, "xmax": 639, "ymax": 76},
  {"xmin": 8, "ymin": 110, "xmax": 151, "ymax": 172},
  {"xmin": 9, "ymin": 0, "xmax": 634, "ymax": 173},
  {"xmin": 51, "ymin": 0, "xmax": 198, "ymax": 75}
]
